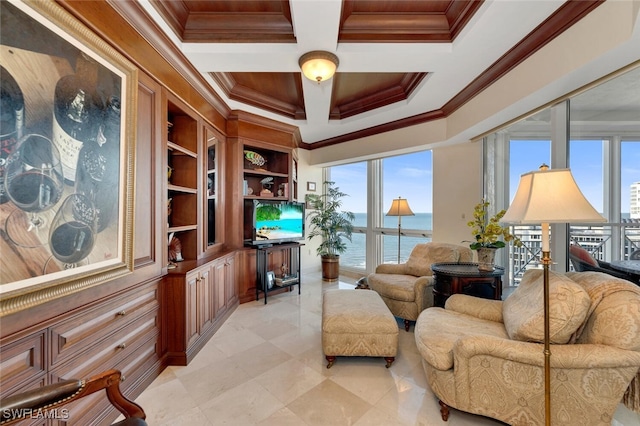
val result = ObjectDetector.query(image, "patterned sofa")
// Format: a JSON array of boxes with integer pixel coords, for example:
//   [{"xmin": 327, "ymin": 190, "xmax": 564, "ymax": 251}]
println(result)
[
  {"xmin": 368, "ymin": 242, "xmax": 473, "ymax": 331},
  {"xmin": 415, "ymin": 269, "xmax": 640, "ymax": 425}
]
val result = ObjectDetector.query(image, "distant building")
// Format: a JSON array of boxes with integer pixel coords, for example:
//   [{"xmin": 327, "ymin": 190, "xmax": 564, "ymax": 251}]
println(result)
[{"xmin": 632, "ymin": 182, "xmax": 640, "ymax": 219}]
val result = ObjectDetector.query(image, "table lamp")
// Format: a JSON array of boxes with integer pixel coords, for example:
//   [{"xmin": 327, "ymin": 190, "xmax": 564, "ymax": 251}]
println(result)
[
  {"xmin": 386, "ymin": 197, "xmax": 414, "ymax": 263},
  {"xmin": 501, "ymin": 164, "xmax": 606, "ymax": 425}
]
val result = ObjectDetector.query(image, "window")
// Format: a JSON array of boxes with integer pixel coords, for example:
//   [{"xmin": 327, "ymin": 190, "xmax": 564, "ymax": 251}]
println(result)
[
  {"xmin": 327, "ymin": 151, "xmax": 433, "ymax": 272},
  {"xmin": 485, "ymin": 65, "xmax": 640, "ymax": 283}
]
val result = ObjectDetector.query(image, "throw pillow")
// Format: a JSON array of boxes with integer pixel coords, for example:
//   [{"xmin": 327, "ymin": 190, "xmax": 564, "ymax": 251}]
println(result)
[
  {"xmin": 569, "ymin": 245, "xmax": 599, "ymax": 267},
  {"xmin": 503, "ymin": 269, "xmax": 591, "ymax": 344}
]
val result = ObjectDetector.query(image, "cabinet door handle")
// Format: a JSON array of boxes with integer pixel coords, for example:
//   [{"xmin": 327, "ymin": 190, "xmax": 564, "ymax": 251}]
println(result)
[
  {"xmin": 116, "ymin": 310, "xmax": 127, "ymax": 317},
  {"xmin": 117, "ymin": 343, "xmax": 127, "ymax": 350}
]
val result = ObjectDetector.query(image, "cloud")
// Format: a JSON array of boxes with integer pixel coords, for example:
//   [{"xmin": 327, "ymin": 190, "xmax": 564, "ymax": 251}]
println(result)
[{"xmin": 399, "ymin": 167, "xmax": 432, "ymax": 178}]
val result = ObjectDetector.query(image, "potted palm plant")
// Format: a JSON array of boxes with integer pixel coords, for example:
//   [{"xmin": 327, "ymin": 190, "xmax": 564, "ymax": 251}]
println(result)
[
  {"xmin": 467, "ymin": 199, "xmax": 522, "ymax": 271},
  {"xmin": 306, "ymin": 181, "xmax": 355, "ymax": 280}
]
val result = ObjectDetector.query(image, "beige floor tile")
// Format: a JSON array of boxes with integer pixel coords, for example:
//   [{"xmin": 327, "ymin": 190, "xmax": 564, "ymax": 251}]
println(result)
[
  {"xmin": 200, "ymin": 379, "xmax": 285, "ymax": 425},
  {"xmin": 254, "ymin": 358, "xmax": 327, "ymax": 404},
  {"xmin": 286, "ymin": 379, "xmax": 372, "ymax": 426},
  {"xmin": 135, "ymin": 273, "xmax": 640, "ymax": 426},
  {"xmin": 135, "ymin": 379, "xmax": 198, "ymax": 425},
  {"xmin": 257, "ymin": 407, "xmax": 308, "ymax": 426},
  {"xmin": 179, "ymin": 356, "xmax": 252, "ymax": 405}
]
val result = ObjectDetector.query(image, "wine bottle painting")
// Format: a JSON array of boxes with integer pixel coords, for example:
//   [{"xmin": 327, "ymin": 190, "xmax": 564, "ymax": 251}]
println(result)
[{"xmin": 0, "ymin": 0, "xmax": 134, "ymax": 296}]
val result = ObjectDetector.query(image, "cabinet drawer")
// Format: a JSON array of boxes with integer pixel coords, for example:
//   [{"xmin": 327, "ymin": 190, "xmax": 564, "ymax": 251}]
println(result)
[
  {"xmin": 50, "ymin": 284, "xmax": 159, "ymax": 366},
  {"xmin": 0, "ymin": 331, "xmax": 46, "ymax": 397},
  {"xmin": 50, "ymin": 337, "xmax": 159, "ymax": 426},
  {"xmin": 51, "ymin": 308, "xmax": 159, "ymax": 382}
]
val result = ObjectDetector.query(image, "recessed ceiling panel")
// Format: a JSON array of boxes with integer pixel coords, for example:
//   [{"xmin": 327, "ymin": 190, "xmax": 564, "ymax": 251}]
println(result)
[
  {"xmin": 211, "ymin": 72, "xmax": 305, "ymax": 120},
  {"xmin": 330, "ymin": 73, "xmax": 427, "ymax": 120},
  {"xmin": 339, "ymin": 0, "xmax": 484, "ymax": 42}
]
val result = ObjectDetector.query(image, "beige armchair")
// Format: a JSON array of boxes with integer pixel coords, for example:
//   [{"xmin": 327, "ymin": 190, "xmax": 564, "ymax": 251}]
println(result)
[
  {"xmin": 415, "ymin": 269, "xmax": 640, "ymax": 425},
  {"xmin": 368, "ymin": 242, "xmax": 472, "ymax": 331}
]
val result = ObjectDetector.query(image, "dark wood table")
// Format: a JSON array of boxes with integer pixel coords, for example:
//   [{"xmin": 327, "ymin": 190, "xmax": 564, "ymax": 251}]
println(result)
[{"xmin": 432, "ymin": 262, "xmax": 505, "ymax": 308}]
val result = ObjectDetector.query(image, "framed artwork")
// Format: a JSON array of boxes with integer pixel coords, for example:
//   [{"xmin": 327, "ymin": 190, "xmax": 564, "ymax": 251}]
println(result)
[
  {"xmin": 0, "ymin": 0, "xmax": 137, "ymax": 316},
  {"xmin": 307, "ymin": 181, "xmax": 316, "ymax": 192},
  {"xmin": 266, "ymin": 271, "xmax": 275, "ymax": 290}
]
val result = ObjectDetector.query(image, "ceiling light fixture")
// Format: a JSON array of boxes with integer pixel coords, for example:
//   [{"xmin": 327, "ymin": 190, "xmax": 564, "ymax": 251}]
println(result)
[{"xmin": 299, "ymin": 50, "xmax": 339, "ymax": 83}]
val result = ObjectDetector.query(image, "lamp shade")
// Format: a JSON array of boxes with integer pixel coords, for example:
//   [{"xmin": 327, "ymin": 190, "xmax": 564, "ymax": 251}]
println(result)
[
  {"xmin": 299, "ymin": 51, "xmax": 339, "ymax": 83},
  {"xmin": 386, "ymin": 197, "xmax": 415, "ymax": 217},
  {"xmin": 501, "ymin": 167, "xmax": 606, "ymax": 224}
]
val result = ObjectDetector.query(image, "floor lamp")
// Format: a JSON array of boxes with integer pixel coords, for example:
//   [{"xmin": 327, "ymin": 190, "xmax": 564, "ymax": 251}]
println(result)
[
  {"xmin": 501, "ymin": 164, "xmax": 605, "ymax": 426},
  {"xmin": 386, "ymin": 197, "xmax": 414, "ymax": 263}
]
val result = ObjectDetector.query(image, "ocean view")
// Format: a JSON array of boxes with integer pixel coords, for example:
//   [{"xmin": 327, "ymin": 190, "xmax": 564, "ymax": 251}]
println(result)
[{"xmin": 342, "ymin": 213, "xmax": 433, "ymax": 268}]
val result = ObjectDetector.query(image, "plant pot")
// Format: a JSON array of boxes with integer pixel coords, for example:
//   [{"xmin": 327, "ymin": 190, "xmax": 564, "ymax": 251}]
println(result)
[
  {"xmin": 477, "ymin": 247, "xmax": 497, "ymax": 272},
  {"xmin": 321, "ymin": 255, "xmax": 340, "ymax": 281}
]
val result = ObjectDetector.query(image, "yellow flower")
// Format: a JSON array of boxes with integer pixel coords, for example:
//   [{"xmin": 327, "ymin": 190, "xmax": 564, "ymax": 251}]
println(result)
[{"xmin": 467, "ymin": 200, "xmax": 522, "ymax": 250}]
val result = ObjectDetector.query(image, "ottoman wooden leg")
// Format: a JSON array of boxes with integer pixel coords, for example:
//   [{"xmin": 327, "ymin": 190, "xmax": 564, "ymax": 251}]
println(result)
[
  {"xmin": 326, "ymin": 355, "xmax": 336, "ymax": 368},
  {"xmin": 404, "ymin": 319, "xmax": 410, "ymax": 332},
  {"xmin": 439, "ymin": 400, "xmax": 450, "ymax": 421},
  {"xmin": 384, "ymin": 357, "xmax": 395, "ymax": 368}
]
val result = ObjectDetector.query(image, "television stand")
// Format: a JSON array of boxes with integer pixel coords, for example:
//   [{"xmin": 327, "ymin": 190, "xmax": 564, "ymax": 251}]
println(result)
[{"xmin": 256, "ymin": 242, "xmax": 302, "ymax": 304}]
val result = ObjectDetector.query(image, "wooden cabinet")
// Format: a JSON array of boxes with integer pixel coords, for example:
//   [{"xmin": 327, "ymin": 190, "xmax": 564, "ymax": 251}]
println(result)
[
  {"xmin": 166, "ymin": 95, "xmax": 199, "ymax": 264},
  {"xmin": 242, "ymin": 143, "xmax": 295, "ymax": 200},
  {"xmin": 163, "ymin": 252, "xmax": 238, "ymax": 366},
  {"xmin": 212, "ymin": 252, "xmax": 237, "ymax": 314},
  {"xmin": 205, "ymin": 125, "xmax": 220, "ymax": 252},
  {"xmin": 0, "ymin": 280, "xmax": 161, "ymax": 425}
]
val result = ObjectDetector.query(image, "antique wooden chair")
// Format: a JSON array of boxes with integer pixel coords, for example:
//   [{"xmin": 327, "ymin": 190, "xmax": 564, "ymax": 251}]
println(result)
[{"xmin": 0, "ymin": 369, "xmax": 146, "ymax": 425}]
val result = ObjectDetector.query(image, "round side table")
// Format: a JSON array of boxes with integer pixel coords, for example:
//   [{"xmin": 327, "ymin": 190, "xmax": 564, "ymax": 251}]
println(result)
[{"xmin": 431, "ymin": 262, "xmax": 505, "ymax": 308}]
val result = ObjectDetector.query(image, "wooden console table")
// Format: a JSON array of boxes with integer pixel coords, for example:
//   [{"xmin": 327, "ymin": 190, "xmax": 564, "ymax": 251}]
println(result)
[{"xmin": 432, "ymin": 262, "xmax": 504, "ymax": 308}]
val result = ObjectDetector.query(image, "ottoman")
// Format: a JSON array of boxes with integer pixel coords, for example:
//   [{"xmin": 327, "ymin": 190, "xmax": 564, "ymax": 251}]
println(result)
[{"xmin": 322, "ymin": 289, "xmax": 399, "ymax": 368}]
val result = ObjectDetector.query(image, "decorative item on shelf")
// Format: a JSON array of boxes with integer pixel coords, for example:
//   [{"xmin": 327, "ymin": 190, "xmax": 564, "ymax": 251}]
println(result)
[
  {"xmin": 168, "ymin": 232, "xmax": 183, "ymax": 262},
  {"xmin": 386, "ymin": 197, "xmax": 415, "ymax": 263},
  {"xmin": 280, "ymin": 262, "xmax": 289, "ymax": 278},
  {"xmin": 501, "ymin": 164, "xmax": 606, "ymax": 426},
  {"xmin": 208, "ymin": 176, "xmax": 214, "ymax": 196},
  {"xmin": 275, "ymin": 274, "xmax": 298, "ymax": 287},
  {"xmin": 166, "ymin": 121, "xmax": 173, "ymax": 136},
  {"xmin": 244, "ymin": 150, "xmax": 266, "ymax": 170},
  {"xmin": 266, "ymin": 271, "xmax": 275, "ymax": 290},
  {"xmin": 167, "ymin": 165, "xmax": 173, "ymax": 183},
  {"xmin": 167, "ymin": 197, "xmax": 173, "ymax": 228},
  {"xmin": 466, "ymin": 199, "xmax": 522, "ymax": 271},
  {"xmin": 260, "ymin": 176, "xmax": 274, "ymax": 197}
]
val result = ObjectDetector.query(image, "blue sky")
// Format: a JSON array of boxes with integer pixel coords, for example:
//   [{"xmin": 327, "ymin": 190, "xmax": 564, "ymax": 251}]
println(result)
[
  {"xmin": 331, "ymin": 141, "xmax": 639, "ymax": 214},
  {"xmin": 330, "ymin": 151, "xmax": 433, "ymax": 213},
  {"xmin": 511, "ymin": 140, "xmax": 640, "ymax": 213}
]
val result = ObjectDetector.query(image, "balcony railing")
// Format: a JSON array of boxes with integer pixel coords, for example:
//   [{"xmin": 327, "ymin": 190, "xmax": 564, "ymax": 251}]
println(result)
[{"xmin": 508, "ymin": 221, "xmax": 640, "ymax": 284}]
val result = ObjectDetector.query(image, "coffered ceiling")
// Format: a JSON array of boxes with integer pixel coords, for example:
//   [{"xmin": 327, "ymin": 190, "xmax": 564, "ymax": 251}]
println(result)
[{"xmin": 136, "ymin": 0, "xmax": 603, "ymax": 146}]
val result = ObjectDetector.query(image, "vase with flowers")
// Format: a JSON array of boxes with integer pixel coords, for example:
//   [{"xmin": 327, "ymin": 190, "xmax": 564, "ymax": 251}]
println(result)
[{"xmin": 467, "ymin": 200, "xmax": 522, "ymax": 271}]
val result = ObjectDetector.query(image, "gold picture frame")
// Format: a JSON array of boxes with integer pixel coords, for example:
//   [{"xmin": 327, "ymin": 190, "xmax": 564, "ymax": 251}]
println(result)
[{"xmin": 0, "ymin": 0, "xmax": 137, "ymax": 316}]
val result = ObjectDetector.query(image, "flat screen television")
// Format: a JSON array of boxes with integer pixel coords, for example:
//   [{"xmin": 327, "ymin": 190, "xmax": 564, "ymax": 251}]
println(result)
[{"xmin": 244, "ymin": 200, "xmax": 305, "ymax": 246}]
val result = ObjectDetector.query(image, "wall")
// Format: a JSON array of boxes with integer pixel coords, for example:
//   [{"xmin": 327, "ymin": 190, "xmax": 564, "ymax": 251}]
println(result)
[
  {"xmin": 296, "ymin": 148, "xmax": 323, "ymax": 272},
  {"xmin": 432, "ymin": 142, "xmax": 482, "ymax": 248}
]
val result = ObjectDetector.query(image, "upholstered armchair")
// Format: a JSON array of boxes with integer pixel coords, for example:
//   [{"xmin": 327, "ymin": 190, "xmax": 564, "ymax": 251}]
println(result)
[
  {"xmin": 415, "ymin": 269, "xmax": 640, "ymax": 425},
  {"xmin": 368, "ymin": 242, "xmax": 473, "ymax": 331}
]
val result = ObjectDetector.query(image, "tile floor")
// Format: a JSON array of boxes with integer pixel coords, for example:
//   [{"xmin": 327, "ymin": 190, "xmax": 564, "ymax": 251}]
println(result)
[{"xmin": 135, "ymin": 272, "xmax": 640, "ymax": 425}]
